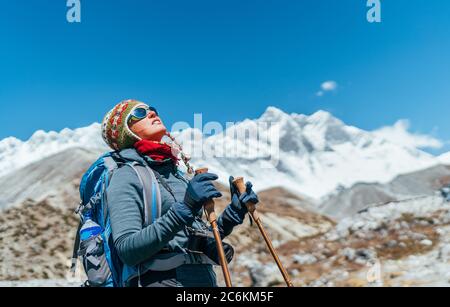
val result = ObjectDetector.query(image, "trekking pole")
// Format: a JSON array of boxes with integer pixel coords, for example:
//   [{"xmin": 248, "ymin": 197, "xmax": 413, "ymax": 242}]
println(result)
[
  {"xmin": 233, "ymin": 177, "xmax": 294, "ymax": 287},
  {"xmin": 195, "ymin": 168, "xmax": 233, "ymax": 287}
]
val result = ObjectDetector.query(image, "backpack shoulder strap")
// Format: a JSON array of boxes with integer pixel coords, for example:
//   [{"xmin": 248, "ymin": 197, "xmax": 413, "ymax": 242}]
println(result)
[{"xmin": 127, "ymin": 163, "xmax": 162, "ymax": 227}]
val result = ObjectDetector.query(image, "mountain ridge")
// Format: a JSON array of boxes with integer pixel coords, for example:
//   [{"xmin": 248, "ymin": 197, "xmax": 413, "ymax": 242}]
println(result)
[{"xmin": 1, "ymin": 107, "xmax": 447, "ymax": 200}]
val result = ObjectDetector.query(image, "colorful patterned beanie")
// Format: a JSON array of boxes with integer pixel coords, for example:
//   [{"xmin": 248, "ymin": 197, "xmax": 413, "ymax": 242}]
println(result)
[{"xmin": 101, "ymin": 99, "xmax": 147, "ymax": 151}]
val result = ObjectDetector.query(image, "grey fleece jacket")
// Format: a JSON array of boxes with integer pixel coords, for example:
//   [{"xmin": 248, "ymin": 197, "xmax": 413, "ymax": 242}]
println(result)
[{"xmin": 107, "ymin": 149, "xmax": 242, "ymax": 268}]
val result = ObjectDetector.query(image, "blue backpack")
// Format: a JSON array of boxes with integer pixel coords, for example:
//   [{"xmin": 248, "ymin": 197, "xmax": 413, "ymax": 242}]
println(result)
[{"xmin": 71, "ymin": 152, "xmax": 162, "ymax": 287}]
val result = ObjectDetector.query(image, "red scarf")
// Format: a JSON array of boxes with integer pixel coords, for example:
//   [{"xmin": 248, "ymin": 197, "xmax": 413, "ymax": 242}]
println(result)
[{"xmin": 134, "ymin": 140, "xmax": 179, "ymax": 164}]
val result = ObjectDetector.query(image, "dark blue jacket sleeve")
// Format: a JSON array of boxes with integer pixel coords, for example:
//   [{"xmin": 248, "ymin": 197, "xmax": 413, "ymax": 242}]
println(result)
[{"xmin": 216, "ymin": 205, "xmax": 246, "ymax": 238}]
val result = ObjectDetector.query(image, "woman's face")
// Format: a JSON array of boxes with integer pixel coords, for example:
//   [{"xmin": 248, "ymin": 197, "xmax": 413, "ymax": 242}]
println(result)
[{"xmin": 129, "ymin": 107, "xmax": 167, "ymax": 142}]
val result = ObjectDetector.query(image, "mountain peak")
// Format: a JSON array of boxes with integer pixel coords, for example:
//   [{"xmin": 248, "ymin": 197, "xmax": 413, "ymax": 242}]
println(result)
[
  {"xmin": 0, "ymin": 137, "xmax": 23, "ymax": 156},
  {"xmin": 260, "ymin": 106, "xmax": 289, "ymax": 122},
  {"xmin": 0, "ymin": 123, "xmax": 107, "ymax": 178},
  {"xmin": 309, "ymin": 110, "xmax": 340, "ymax": 124}
]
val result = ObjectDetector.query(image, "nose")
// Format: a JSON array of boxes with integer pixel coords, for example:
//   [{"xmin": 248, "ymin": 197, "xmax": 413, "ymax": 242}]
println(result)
[{"xmin": 147, "ymin": 110, "xmax": 157, "ymax": 118}]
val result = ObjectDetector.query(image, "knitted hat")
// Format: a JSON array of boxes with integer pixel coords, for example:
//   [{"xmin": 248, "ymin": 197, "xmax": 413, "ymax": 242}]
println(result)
[{"xmin": 101, "ymin": 99, "xmax": 147, "ymax": 151}]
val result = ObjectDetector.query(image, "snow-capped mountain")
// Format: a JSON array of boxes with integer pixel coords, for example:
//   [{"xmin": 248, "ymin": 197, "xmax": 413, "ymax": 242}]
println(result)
[
  {"xmin": 0, "ymin": 107, "xmax": 446, "ymax": 200},
  {"xmin": 179, "ymin": 107, "xmax": 441, "ymax": 199},
  {"xmin": 439, "ymin": 152, "xmax": 450, "ymax": 165},
  {"xmin": 0, "ymin": 124, "xmax": 108, "ymax": 178}
]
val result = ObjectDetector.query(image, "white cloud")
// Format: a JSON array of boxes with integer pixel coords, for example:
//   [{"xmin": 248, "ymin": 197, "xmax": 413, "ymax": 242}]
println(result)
[
  {"xmin": 321, "ymin": 81, "xmax": 338, "ymax": 91},
  {"xmin": 316, "ymin": 80, "xmax": 338, "ymax": 96},
  {"xmin": 373, "ymin": 120, "xmax": 443, "ymax": 150}
]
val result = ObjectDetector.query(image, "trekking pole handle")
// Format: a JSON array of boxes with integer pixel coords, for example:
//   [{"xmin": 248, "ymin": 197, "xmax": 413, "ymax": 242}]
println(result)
[
  {"xmin": 195, "ymin": 168, "xmax": 217, "ymax": 222},
  {"xmin": 232, "ymin": 176, "xmax": 295, "ymax": 287},
  {"xmin": 195, "ymin": 168, "xmax": 233, "ymax": 287},
  {"xmin": 232, "ymin": 177, "xmax": 259, "ymax": 220}
]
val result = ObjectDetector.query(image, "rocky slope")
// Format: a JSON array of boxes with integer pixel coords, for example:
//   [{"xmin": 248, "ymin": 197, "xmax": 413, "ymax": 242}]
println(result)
[
  {"xmin": 0, "ymin": 148, "xmax": 101, "ymax": 211},
  {"xmin": 236, "ymin": 195, "xmax": 450, "ymax": 287},
  {"xmin": 0, "ymin": 200, "xmax": 79, "ymax": 281},
  {"xmin": 321, "ymin": 165, "xmax": 450, "ymax": 219}
]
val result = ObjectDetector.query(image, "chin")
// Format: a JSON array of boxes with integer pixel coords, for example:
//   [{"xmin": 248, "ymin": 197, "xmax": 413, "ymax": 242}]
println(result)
[
  {"xmin": 158, "ymin": 125, "xmax": 168, "ymax": 136},
  {"xmin": 146, "ymin": 126, "xmax": 167, "ymax": 141}
]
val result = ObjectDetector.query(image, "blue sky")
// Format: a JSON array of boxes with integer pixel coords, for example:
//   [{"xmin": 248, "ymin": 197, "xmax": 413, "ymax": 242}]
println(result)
[{"xmin": 0, "ymin": 1, "xmax": 449, "ymax": 153}]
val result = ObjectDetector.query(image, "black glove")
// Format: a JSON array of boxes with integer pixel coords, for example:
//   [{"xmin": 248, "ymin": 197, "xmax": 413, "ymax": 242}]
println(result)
[
  {"xmin": 184, "ymin": 173, "xmax": 222, "ymax": 212},
  {"xmin": 203, "ymin": 237, "xmax": 235, "ymax": 264},
  {"xmin": 228, "ymin": 176, "xmax": 259, "ymax": 218}
]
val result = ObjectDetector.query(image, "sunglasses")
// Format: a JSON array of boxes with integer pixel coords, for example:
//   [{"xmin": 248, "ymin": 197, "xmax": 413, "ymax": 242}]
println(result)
[{"xmin": 129, "ymin": 106, "xmax": 159, "ymax": 122}]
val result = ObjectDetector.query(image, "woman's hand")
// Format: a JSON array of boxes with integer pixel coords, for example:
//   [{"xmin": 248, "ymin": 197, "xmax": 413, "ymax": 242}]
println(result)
[
  {"xmin": 228, "ymin": 176, "xmax": 259, "ymax": 216},
  {"xmin": 184, "ymin": 173, "xmax": 223, "ymax": 211},
  {"xmin": 203, "ymin": 238, "xmax": 235, "ymax": 264}
]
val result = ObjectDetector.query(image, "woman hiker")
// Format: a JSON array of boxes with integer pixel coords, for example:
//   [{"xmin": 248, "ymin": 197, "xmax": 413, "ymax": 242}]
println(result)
[{"xmin": 101, "ymin": 99, "xmax": 259, "ymax": 287}]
